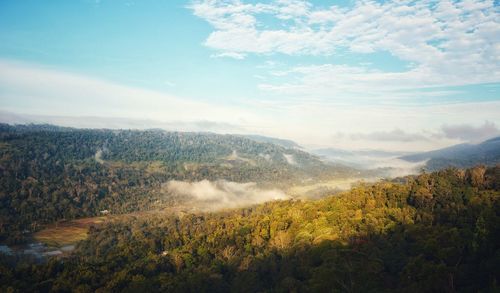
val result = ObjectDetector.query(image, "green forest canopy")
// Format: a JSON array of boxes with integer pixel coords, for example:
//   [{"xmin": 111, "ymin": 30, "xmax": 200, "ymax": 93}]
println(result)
[
  {"xmin": 0, "ymin": 124, "xmax": 356, "ymax": 243},
  {"xmin": 1, "ymin": 165, "xmax": 499, "ymax": 292}
]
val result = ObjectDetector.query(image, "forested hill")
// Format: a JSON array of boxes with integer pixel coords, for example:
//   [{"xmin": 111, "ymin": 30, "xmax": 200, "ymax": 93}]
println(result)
[
  {"xmin": 0, "ymin": 124, "xmax": 356, "ymax": 243},
  {"xmin": 0, "ymin": 123, "xmax": 345, "ymax": 176},
  {"xmin": 400, "ymin": 136, "xmax": 500, "ymax": 170},
  {"xmin": 241, "ymin": 134, "xmax": 302, "ymax": 149},
  {"xmin": 100, "ymin": 130, "xmax": 321, "ymax": 172},
  {"xmin": 1, "ymin": 166, "xmax": 498, "ymax": 292}
]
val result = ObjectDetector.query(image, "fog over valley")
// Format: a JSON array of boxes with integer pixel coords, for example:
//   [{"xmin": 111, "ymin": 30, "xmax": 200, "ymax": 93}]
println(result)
[
  {"xmin": 164, "ymin": 180, "xmax": 289, "ymax": 211},
  {"xmin": 0, "ymin": 0, "xmax": 499, "ymax": 291}
]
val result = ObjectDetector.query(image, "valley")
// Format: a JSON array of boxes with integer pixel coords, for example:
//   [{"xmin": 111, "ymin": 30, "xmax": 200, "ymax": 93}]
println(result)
[
  {"xmin": 0, "ymin": 124, "xmax": 364, "ymax": 243},
  {"xmin": 0, "ymin": 124, "xmax": 498, "ymax": 292},
  {"xmin": 1, "ymin": 1, "xmax": 498, "ymax": 291}
]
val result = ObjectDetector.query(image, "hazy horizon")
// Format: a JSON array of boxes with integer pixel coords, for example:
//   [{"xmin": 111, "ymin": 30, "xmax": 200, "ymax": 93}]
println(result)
[
  {"xmin": 0, "ymin": 2, "xmax": 499, "ymax": 290},
  {"xmin": 1, "ymin": 0, "xmax": 499, "ymax": 152},
  {"xmin": 1, "ymin": 108, "xmax": 499, "ymax": 153}
]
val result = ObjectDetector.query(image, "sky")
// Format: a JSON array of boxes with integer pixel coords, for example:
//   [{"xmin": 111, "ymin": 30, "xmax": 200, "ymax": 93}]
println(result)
[{"xmin": 0, "ymin": 0, "xmax": 499, "ymax": 151}]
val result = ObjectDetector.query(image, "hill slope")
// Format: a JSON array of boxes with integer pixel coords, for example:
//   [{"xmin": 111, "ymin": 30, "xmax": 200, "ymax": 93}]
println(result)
[
  {"xmin": 0, "ymin": 124, "xmax": 356, "ymax": 242},
  {"xmin": 400, "ymin": 136, "xmax": 500, "ymax": 170},
  {"xmin": 242, "ymin": 134, "xmax": 302, "ymax": 149},
  {"xmin": 2, "ymin": 166, "xmax": 499, "ymax": 292}
]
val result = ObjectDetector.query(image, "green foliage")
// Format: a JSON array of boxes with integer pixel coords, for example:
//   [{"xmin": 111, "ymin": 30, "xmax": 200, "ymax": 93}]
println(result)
[
  {"xmin": 0, "ymin": 124, "xmax": 354, "ymax": 243},
  {"xmin": 1, "ymin": 166, "xmax": 499, "ymax": 292}
]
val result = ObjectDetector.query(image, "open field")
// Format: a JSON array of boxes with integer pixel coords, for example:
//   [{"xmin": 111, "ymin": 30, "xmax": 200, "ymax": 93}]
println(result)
[{"xmin": 33, "ymin": 217, "xmax": 108, "ymax": 247}]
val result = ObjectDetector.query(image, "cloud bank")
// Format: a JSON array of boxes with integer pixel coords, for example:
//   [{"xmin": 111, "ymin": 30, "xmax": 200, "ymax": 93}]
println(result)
[
  {"xmin": 1, "ymin": 59, "xmax": 499, "ymax": 152},
  {"xmin": 441, "ymin": 121, "xmax": 500, "ymax": 143},
  {"xmin": 0, "ymin": 59, "xmax": 258, "ymax": 126},
  {"xmin": 0, "ymin": 110, "xmax": 246, "ymax": 133},
  {"xmin": 191, "ymin": 0, "xmax": 500, "ymax": 98},
  {"xmin": 346, "ymin": 129, "xmax": 431, "ymax": 142},
  {"xmin": 165, "ymin": 180, "xmax": 289, "ymax": 210},
  {"xmin": 331, "ymin": 121, "xmax": 500, "ymax": 151}
]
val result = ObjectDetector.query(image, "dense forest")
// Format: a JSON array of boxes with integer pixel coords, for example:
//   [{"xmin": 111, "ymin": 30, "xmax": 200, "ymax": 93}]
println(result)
[
  {"xmin": 400, "ymin": 136, "xmax": 500, "ymax": 171},
  {"xmin": 1, "ymin": 165, "xmax": 498, "ymax": 292},
  {"xmin": 0, "ymin": 124, "xmax": 357, "ymax": 243}
]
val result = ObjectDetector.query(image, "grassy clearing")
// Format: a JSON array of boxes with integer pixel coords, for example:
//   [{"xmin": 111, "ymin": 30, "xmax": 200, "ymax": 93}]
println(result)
[{"xmin": 34, "ymin": 217, "xmax": 107, "ymax": 247}]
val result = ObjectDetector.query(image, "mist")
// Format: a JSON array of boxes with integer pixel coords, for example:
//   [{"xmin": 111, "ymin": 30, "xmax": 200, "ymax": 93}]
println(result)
[
  {"xmin": 371, "ymin": 158, "xmax": 429, "ymax": 178},
  {"xmin": 164, "ymin": 180, "xmax": 290, "ymax": 211},
  {"xmin": 94, "ymin": 150, "xmax": 104, "ymax": 164}
]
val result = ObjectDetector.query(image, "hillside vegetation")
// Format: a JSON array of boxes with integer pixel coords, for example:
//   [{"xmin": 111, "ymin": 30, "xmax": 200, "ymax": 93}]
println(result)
[
  {"xmin": 1, "ymin": 166, "xmax": 498, "ymax": 292},
  {"xmin": 0, "ymin": 124, "xmax": 355, "ymax": 243},
  {"xmin": 400, "ymin": 136, "xmax": 500, "ymax": 170}
]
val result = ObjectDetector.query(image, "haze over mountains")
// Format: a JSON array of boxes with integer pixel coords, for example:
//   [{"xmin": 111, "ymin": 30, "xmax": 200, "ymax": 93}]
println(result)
[
  {"xmin": 2, "ymin": 110, "xmax": 500, "ymax": 157},
  {"xmin": 1, "ymin": 123, "xmax": 497, "ymax": 292},
  {"xmin": 274, "ymin": 135, "xmax": 500, "ymax": 177},
  {"xmin": 10, "ymin": 120, "xmax": 498, "ymax": 243},
  {"xmin": 2, "ymin": 119, "xmax": 498, "ymax": 175},
  {"xmin": 311, "ymin": 148, "xmax": 411, "ymax": 167},
  {"xmin": 0, "ymin": 0, "xmax": 499, "ymax": 291},
  {"xmin": 0, "ymin": 123, "xmax": 363, "ymax": 242},
  {"xmin": 1, "ymin": 121, "xmax": 498, "ymax": 291},
  {"xmin": 400, "ymin": 136, "xmax": 500, "ymax": 170}
]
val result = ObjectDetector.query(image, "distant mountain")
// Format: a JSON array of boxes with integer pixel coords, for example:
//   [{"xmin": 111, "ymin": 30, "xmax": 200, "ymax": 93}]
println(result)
[
  {"xmin": 0, "ymin": 124, "xmax": 352, "ymax": 183},
  {"xmin": 400, "ymin": 136, "xmax": 500, "ymax": 170},
  {"xmin": 311, "ymin": 147, "xmax": 412, "ymax": 169},
  {"xmin": 313, "ymin": 148, "xmax": 409, "ymax": 159},
  {"xmin": 242, "ymin": 134, "xmax": 302, "ymax": 149},
  {"xmin": 0, "ymin": 110, "xmax": 245, "ymax": 133}
]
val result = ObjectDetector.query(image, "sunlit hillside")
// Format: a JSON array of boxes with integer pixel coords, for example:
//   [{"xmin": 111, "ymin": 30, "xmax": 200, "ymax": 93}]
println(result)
[{"xmin": 0, "ymin": 0, "xmax": 499, "ymax": 292}]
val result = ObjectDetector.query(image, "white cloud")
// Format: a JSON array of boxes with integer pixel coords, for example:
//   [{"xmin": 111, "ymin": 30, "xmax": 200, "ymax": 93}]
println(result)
[
  {"xmin": 0, "ymin": 110, "xmax": 247, "ymax": 133},
  {"xmin": 211, "ymin": 51, "xmax": 246, "ymax": 59},
  {"xmin": 326, "ymin": 118, "xmax": 500, "ymax": 151},
  {"xmin": 165, "ymin": 180, "xmax": 289, "ymax": 210},
  {"xmin": 164, "ymin": 81, "xmax": 176, "ymax": 87},
  {"xmin": 258, "ymin": 63, "xmax": 487, "ymax": 99},
  {"xmin": 348, "ymin": 129, "xmax": 431, "ymax": 142},
  {"xmin": 191, "ymin": 0, "xmax": 500, "ymax": 96},
  {"xmin": 440, "ymin": 121, "xmax": 500, "ymax": 142},
  {"xmin": 1, "ymin": 59, "xmax": 499, "ymax": 152},
  {"xmin": 0, "ymin": 59, "xmax": 259, "ymax": 125}
]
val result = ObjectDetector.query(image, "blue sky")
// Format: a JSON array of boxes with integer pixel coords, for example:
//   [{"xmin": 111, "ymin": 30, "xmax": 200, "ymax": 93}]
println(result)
[{"xmin": 0, "ymin": 0, "xmax": 499, "ymax": 151}]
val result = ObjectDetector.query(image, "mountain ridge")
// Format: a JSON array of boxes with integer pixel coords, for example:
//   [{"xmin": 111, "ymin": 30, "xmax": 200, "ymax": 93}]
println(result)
[{"xmin": 400, "ymin": 136, "xmax": 500, "ymax": 170}]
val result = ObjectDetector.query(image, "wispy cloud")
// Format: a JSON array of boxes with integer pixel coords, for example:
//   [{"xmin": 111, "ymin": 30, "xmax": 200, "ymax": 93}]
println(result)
[
  {"xmin": 331, "ymin": 120, "xmax": 500, "ymax": 151},
  {"xmin": 165, "ymin": 180, "xmax": 289, "ymax": 211},
  {"xmin": 0, "ymin": 59, "xmax": 259, "ymax": 126},
  {"xmin": 258, "ymin": 64, "xmax": 477, "ymax": 100},
  {"xmin": 191, "ymin": 0, "xmax": 500, "ymax": 98},
  {"xmin": 346, "ymin": 129, "xmax": 431, "ymax": 142},
  {"xmin": 1, "ymin": 59, "xmax": 499, "ymax": 152},
  {"xmin": 440, "ymin": 121, "xmax": 500, "ymax": 142},
  {"xmin": 0, "ymin": 110, "xmax": 247, "ymax": 133},
  {"xmin": 211, "ymin": 52, "xmax": 246, "ymax": 59}
]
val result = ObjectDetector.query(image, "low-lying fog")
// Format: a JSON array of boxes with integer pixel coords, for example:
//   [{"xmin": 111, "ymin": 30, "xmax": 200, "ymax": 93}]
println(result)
[
  {"xmin": 165, "ymin": 180, "xmax": 290, "ymax": 211},
  {"xmin": 161, "ymin": 149, "xmax": 430, "ymax": 212},
  {"xmin": 311, "ymin": 148, "xmax": 427, "ymax": 177},
  {"xmin": 369, "ymin": 158, "xmax": 429, "ymax": 177}
]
